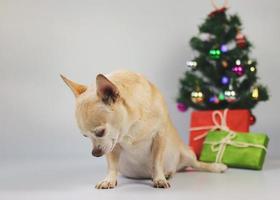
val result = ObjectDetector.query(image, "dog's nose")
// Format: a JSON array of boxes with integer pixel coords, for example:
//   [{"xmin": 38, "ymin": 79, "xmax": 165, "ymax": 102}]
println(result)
[{"xmin": 92, "ymin": 148, "xmax": 103, "ymax": 157}]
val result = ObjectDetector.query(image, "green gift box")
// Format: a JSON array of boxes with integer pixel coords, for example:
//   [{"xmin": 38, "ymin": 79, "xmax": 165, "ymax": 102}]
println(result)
[{"xmin": 199, "ymin": 131, "xmax": 269, "ymax": 170}]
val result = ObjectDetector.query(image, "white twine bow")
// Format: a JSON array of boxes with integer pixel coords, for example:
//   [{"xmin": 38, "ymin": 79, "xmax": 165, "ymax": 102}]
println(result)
[
  {"xmin": 190, "ymin": 109, "xmax": 231, "ymax": 141},
  {"xmin": 204, "ymin": 131, "xmax": 267, "ymax": 163}
]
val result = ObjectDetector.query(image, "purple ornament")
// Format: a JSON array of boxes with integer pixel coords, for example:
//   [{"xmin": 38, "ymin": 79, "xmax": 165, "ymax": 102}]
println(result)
[
  {"xmin": 221, "ymin": 76, "xmax": 230, "ymax": 85},
  {"xmin": 177, "ymin": 103, "xmax": 188, "ymax": 112},
  {"xmin": 232, "ymin": 65, "xmax": 245, "ymax": 76},
  {"xmin": 209, "ymin": 96, "xmax": 219, "ymax": 104},
  {"xmin": 221, "ymin": 44, "xmax": 228, "ymax": 53}
]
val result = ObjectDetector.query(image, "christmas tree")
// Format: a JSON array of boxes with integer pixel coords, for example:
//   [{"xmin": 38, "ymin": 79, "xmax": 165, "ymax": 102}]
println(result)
[{"xmin": 177, "ymin": 5, "xmax": 269, "ymax": 116}]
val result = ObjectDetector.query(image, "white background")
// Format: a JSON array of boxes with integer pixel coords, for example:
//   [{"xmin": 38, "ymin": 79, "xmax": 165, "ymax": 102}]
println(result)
[{"xmin": 0, "ymin": 0, "xmax": 279, "ymax": 162}]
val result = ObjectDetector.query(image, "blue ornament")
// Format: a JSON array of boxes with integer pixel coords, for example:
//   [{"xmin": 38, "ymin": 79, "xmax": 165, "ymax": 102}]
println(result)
[
  {"xmin": 221, "ymin": 44, "xmax": 228, "ymax": 53},
  {"xmin": 221, "ymin": 76, "xmax": 230, "ymax": 85}
]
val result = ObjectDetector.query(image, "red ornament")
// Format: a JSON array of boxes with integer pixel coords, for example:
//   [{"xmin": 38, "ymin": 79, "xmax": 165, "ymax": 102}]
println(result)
[
  {"xmin": 249, "ymin": 114, "xmax": 256, "ymax": 125},
  {"xmin": 235, "ymin": 32, "xmax": 247, "ymax": 48}
]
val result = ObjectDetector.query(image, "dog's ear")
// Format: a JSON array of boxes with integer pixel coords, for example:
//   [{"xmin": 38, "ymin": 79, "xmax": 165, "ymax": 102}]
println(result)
[
  {"xmin": 60, "ymin": 74, "xmax": 87, "ymax": 97},
  {"xmin": 96, "ymin": 74, "xmax": 119, "ymax": 104}
]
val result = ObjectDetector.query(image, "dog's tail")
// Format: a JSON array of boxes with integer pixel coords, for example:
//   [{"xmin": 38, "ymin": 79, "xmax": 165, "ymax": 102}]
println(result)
[{"xmin": 177, "ymin": 145, "xmax": 227, "ymax": 173}]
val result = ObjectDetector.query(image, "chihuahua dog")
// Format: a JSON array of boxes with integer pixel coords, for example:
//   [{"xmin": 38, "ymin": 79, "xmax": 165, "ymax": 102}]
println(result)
[{"xmin": 61, "ymin": 71, "xmax": 227, "ymax": 189}]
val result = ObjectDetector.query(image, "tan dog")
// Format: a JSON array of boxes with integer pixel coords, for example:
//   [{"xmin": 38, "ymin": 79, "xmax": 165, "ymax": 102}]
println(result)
[{"xmin": 61, "ymin": 71, "xmax": 227, "ymax": 189}]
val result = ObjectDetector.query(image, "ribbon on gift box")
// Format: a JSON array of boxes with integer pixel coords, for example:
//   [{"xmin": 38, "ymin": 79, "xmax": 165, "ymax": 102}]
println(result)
[
  {"xmin": 204, "ymin": 131, "xmax": 267, "ymax": 163},
  {"xmin": 190, "ymin": 109, "xmax": 231, "ymax": 141}
]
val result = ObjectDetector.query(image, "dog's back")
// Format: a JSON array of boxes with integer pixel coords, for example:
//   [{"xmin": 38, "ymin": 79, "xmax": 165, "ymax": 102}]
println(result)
[{"xmin": 107, "ymin": 70, "xmax": 170, "ymax": 128}]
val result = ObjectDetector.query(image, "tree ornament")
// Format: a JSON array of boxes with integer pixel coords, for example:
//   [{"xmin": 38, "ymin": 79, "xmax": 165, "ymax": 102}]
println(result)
[
  {"xmin": 186, "ymin": 61, "xmax": 198, "ymax": 70},
  {"xmin": 235, "ymin": 32, "xmax": 247, "ymax": 48},
  {"xmin": 232, "ymin": 60, "xmax": 245, "ymax": 76},
  {"xmin": 209, "ymin": 49, "xmax": 221, "ymax": 59},
  {"xmin": 232, "ymin": 65, "xmax": 245, "ymax": 76},
  {"xmin": 224, "ymin": 85, "xmax": 236, "ymax": 102},
  {"xmin": 221, "ymin": 75, "xmax": 230, "ymax": 85},
  {"xmin": 251, "ymin": 86, "xmax": 259, "ymax": 100},
  {"xmin": 218, "ymin": 92, "xmax": 225, "ymax": 101},
  {"xmin": 220, "ymin": 44, "xmax": 228, "ymax": 53},
  {"xmin": 191, "ymin": 90, "xmax": 204, "ymax": 104},
  {"xmin": 249, "ymin": 113, "xmax": 256, "ymax": 125},
  {"xmin": 209, "ymin": 95, "xmax": 219, "ymax": 104},
  {"xmin": 221, "ymin": 60, "xmax": 228, "ymax": 68},
  {"xmin": 177, "ymin": 102, "xmax": 188, "ymax": 112}
]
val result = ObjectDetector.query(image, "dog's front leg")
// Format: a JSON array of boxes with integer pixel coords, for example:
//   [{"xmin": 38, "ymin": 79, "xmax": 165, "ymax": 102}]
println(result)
[
  {"xmin": 95, "ymin": 145, "xmax": 120, "ymax": 189},
  {"xmin": 151, "ymin": 133, "xmax": 170, "ymax": 188}
]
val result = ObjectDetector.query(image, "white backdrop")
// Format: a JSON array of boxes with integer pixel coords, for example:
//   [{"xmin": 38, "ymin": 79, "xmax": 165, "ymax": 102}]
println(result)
[{"xmin": 0, "ymin": 0, "xmax": 279, "ymax": 161}]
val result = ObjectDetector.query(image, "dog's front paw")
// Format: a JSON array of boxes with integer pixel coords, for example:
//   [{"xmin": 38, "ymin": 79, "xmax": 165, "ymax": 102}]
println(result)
[
  {"xmin": 153, "ymin": 179, "xmax": 170, "ymax": 189},
  {"xmin": 211, "ymin": 163, "xmax": 228, "ymax": 173},
  {"xmin": 95, "ymin": 180, "xmax": 117, "ymax": 189}
]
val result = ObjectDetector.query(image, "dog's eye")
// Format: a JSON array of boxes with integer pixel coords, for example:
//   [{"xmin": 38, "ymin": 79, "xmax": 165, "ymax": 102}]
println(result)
[
  {"xmin": 95, "ymin": 129, "xmax": 105, "ymax": 138},
  {"xmin": 83, "ymin": 134, "xmax": 88, "ymax": 138}
]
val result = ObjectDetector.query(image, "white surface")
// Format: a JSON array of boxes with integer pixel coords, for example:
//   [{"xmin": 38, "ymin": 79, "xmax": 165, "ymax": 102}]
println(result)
[
  {"xmin": 0, "ymin": 0, "xmax": 279, "ymax": 160},
  {"xmin": 1, "ymin": 158, "xmax": 279, "ymax": 200}
]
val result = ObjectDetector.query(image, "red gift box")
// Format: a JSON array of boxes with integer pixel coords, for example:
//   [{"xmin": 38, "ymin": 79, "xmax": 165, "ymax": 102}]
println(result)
[{"xmin": 189, "ymin": 109, "xmax": 250, "ymax": 157}]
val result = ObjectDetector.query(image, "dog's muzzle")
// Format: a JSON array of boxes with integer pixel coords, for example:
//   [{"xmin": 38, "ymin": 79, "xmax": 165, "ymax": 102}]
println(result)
[{"xmin": 92, "ymin": 148, "xmax": 104, "ymax": 157}]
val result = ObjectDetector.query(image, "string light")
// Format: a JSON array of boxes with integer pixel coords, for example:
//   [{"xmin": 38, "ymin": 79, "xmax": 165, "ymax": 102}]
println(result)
[
  {"xmin": 235, "ymin": 59, "xmax": 241, "ymax": 65},
  {"xmin": 247, "ymin": 60, "xmax": 253, "ymax": 65},
  {"xmin": 250, "ymin": 66, "xmax": 256, "ymax": 72},
  {"xmin": 186, "ymin": 61, "xmax": 198, "ymax": 69}
]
